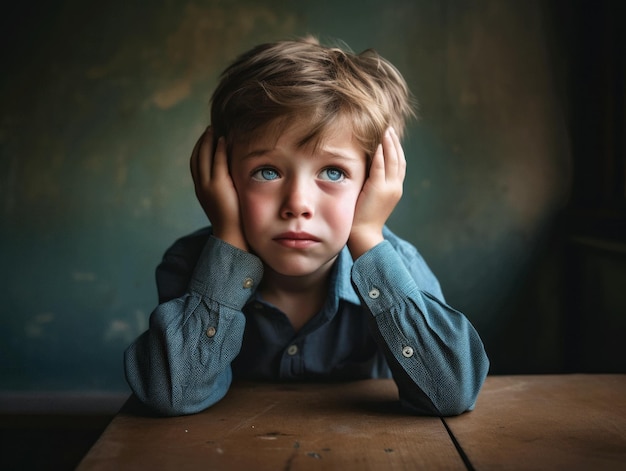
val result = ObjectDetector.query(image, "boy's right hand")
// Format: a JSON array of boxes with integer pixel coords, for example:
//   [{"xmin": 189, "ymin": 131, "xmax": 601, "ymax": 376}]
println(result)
[{"xmin": 190, "ymin": 127, "xmax": 248, "ymax": 251}]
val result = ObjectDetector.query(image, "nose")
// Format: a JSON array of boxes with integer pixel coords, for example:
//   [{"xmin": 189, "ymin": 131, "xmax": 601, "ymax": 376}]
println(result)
[{"xmin": 280, "ymin": 177, "xmax": 314, "ymax": 219}]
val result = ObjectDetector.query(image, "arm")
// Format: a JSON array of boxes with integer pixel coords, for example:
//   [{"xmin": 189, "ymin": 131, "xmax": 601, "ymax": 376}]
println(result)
[
  {"xmin": 124, "ymin": 236, "xmax": 263, "ymax": 416},
  {"xmin": 352, "ymin": 234, "xmax": 489, "ymax": 416},
  {"xmin": 124, "ymin": 129, "xmax": 258, "ymax": 415},
  {"xmin": 348, "ymin": 128, "xmax": 488, "ymax": 416}
]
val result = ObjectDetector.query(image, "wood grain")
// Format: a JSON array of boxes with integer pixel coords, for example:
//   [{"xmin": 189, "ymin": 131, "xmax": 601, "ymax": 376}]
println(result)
[
  {"xmin": 445, "ymin": 374, "xmax": 626, "ymax": 470},
  {"xmin": 77, "ymin": 380, "xmax": 463, "ymax": 470}
]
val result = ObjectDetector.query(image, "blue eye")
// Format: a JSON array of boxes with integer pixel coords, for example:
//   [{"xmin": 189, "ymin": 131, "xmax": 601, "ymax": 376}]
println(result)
[
  {"xmin": 320, "ymin": 168, "xmax": 345, "ymax": 182},
  {"xmin": 252, "ymin": 168, "xmax": 279, "ymax": 181}
]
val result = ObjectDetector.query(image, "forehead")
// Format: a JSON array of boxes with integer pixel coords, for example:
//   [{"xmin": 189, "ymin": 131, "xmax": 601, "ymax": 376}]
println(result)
[{"xmin": 231, "ymin": 117, "xmax": 366, "ymax": 163}]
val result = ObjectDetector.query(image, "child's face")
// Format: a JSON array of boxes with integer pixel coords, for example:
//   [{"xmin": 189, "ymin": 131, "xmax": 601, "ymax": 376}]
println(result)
[{"xmin": 230, "ymin": 121, "xmax": 367, "ymax": 278}]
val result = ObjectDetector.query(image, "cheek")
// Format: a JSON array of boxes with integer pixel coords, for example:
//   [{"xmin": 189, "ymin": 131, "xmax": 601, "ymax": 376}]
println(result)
[
  {"xmin": 323, "ymin": 189, "xmax": 360, "ymax": 231},
  {"xmin": 238, "ymin": 189, "xmax": 273, "ymax": 234},
  {"xmin": 232, "ymin": 173, "xmax": 260, "ymax": 229}
]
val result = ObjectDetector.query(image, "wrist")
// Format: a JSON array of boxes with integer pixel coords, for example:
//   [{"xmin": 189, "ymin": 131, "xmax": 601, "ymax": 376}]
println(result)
[
  {"xmin": 213, "ymin": 227, "xmax": 248, "ymax": 252},
  {"xmin": 347, "ymin": 229, "xmax": 384, "ymax": 260}
]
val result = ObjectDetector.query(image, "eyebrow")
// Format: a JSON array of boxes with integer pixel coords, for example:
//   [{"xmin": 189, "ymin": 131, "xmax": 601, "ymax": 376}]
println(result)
[
  {"xmin": 319, "ymin": 149, "xmax": 362, "ymax": 161},
  {"xmin": 240, "ymin": 148, "xmax": 272, "ymax": 161},
  {"xmin": 240, "ymin": 147, "xmax": 361, "ymax": 162}
]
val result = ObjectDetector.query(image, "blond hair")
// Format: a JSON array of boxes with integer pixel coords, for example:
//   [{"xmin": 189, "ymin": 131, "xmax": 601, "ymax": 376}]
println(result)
[{"xmin": 210, "ymin": 37, "xmax": 415, "ymax": 157}]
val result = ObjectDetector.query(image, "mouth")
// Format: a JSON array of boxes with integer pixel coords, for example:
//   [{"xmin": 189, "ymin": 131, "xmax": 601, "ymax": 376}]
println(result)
[{"xmin": 273, "ymin": 231, "xmax": 321, "ymax": 249}]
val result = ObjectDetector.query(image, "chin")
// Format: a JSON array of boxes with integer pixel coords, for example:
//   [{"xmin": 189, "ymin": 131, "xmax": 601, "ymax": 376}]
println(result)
[
  {"xmin": 267, "ymin": 263, "xmax": 325, "ymax": 278},
  {"xmin": 263, "ymin": 255, "xmax": 340, "ymax": 279}
]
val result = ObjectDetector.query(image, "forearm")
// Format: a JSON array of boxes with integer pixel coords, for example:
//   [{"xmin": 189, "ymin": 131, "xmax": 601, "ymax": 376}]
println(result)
[
  {"xmin": 352, "ymin": 241, "xmax": 489, "ymax": 416},
  {"xmin": 124, "ymin": 236, "xmax": 263, "ymax": 416}
]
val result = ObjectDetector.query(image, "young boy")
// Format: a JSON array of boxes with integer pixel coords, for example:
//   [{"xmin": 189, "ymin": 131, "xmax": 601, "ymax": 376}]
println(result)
[{"xmin": 124, "ymin": 37, "xmax": 489, "ymax": 417}]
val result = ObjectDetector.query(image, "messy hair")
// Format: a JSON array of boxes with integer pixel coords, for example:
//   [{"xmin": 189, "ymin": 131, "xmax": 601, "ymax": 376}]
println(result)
[{"xmin": 210, "ymin": 36, "xmax": 416, "ymax": 158}]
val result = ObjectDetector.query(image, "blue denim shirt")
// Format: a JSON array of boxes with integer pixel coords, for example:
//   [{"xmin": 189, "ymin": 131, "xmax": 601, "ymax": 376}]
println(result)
[{"xmin": 124, "ymin": 226, "xmax": 489, "ymax": 416}]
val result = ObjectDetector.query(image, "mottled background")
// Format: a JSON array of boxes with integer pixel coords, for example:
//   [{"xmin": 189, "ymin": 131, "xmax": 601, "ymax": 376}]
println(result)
[{"xmin": 1, "ymin": 0, "xmax": 624, "ymax": 400}]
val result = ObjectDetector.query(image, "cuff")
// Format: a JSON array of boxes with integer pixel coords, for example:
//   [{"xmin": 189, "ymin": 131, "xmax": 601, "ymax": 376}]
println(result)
[
  {"xmin": 351, "ymin": 241, "xmax": 416, "ymax": 316},
  {"xmin": 189, "ymin": 236, "xmax": 264, "ymax": 310}
]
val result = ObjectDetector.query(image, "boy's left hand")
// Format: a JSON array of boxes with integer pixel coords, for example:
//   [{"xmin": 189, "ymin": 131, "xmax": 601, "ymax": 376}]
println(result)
[{"xmin": 348, "ymin": 127, "xmax": 406, "ymax": 259}]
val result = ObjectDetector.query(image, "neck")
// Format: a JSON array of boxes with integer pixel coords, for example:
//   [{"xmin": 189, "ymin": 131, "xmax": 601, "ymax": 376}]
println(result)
[{"xmin": 259, "ymin": 262, "xmax": 335, "ymax": 332}]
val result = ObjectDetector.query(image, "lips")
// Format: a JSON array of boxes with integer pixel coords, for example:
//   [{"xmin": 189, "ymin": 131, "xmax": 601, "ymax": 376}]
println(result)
[{"xmin": 273, "ymin": 231, "xmax": 320, "ymax": 248}]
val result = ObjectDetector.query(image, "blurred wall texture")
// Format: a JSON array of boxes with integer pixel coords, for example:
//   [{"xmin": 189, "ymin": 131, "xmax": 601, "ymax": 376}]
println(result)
[{"xmin": 1, "ymin": 0, "xmax": 624, "ymax": 400}]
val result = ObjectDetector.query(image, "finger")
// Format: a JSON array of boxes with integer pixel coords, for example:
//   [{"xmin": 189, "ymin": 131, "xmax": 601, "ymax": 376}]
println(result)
[
  {"xmin": 198, "ymin": 128, "xmax": 214, "ymax": 186},
  {"xmin": 382, "ymin": 128, "xmax": 399, "ymax": 181},
  {"xmin": 369, "ymin": 143, "xmax": 385, "ymax": 180},
  {"xmin": 190, "ymin": 131, "xmax": 204, "ymax": 185},
  {"xmin": 389, "ymin": 127, "xmax": 406, "ymax": 180},
  {"xmin": 191, "ymin": 127, "xmax": 211, "ymax": 185},
  {"xmin": 212, "ymin": 136, "xmax": 228, "ymax": 180},
  {"xmin": 384, "ymin": 127, "xmax": 405, "ymax": 181}
]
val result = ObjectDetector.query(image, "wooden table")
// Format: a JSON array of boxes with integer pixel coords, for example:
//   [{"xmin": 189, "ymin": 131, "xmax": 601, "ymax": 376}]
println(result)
[
  {"xmin": 446, "ymin": 374, "xmax": 626, "ymax": 470},
  {"xmin": 77, "ymin": 375, "xmax": 626, "ymax": 470}
]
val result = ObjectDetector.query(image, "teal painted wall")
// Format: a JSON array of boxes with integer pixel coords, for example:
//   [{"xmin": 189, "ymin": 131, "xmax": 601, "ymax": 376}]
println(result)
[{"xmin": 1, "ymin": 0, "xmax": 571, "ymax": 394}]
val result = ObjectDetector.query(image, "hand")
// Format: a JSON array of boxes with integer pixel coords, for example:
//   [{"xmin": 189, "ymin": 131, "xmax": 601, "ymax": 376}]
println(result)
[
  {"xmin": 190, "ymin": 127, "xmax": 248, "ymax": 251},
  {"xmin": 348, "ymin": 127, "xmax": 406, "ymax": 259}
]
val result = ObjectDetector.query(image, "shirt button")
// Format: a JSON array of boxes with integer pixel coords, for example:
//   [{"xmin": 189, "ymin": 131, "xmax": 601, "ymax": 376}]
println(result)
[
  {"xmin": 243, "ymin": 277, "xmax": 254, "ymax": 289},
  {"xmin": 206, "ymin": 326, "xmax": 217, "ymax": 338},
  {"xmin": 368, "ymin": 288, "xmax": 380, "ymax": 299},
  {"xmin": 402, "ymin": 346, "xmax": 414, "ymax": 358},
  {"xmin": 287, "ymin": 345, "xmax": 298, "ymax": 356}
]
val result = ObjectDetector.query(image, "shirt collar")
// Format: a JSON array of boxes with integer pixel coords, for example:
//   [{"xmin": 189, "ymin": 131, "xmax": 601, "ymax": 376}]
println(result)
[
  {"xmin": 329, "ymin": 245, "xmax": 361, "ymax": 306},
  {"xmin": 247, "ymin": 245, "xmax": 361, "ymax": 310}
]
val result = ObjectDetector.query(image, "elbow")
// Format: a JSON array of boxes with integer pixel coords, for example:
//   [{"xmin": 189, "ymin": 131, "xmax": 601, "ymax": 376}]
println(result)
[
  {"xmin": 145, "ymin": 396, "xmax": 218, "ymax": 417},
  {"xmin": 432, "ymin": 393, "xmax": 477, "ymax": 417},
  {"xmin": 124, "ymin": 348, "xmax": 231, "ymax": 417},
  {"xmin": 126, "ymin": 378, "xmax": 228, "ymax": 417},
  {"xmin": 399, "ymin": 388, "xmax": 476, "ymax": 417},
  {"xmin": 136, "ymin": 390, "xmax": 208, "ymax": 417},
  {"xmin": 436, "ymin": 352, "xmax": 490, "ymax": 417},
  {"xmin": 400, "ymin": 350, "xmax": 490, "ymax": 417}
]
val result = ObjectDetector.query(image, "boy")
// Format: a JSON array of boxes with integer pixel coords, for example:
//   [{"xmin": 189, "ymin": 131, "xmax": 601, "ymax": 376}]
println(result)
[{"xmin": 124, "ymin": 37, "xmax": 489, "ymax": 417}]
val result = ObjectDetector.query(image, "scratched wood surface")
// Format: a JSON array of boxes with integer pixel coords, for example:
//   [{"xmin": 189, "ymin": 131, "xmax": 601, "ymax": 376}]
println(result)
[
  {"xmin": 77, "ymin": 380, "xmax": 463, "ymax": 470},
  {"xmin": 445, "ymin": 374, "xmax": 626, "ymax": 471}
]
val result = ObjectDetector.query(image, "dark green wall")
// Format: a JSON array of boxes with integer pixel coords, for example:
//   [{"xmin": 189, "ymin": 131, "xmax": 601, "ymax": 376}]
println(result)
[{"xmin": 1, "ymin": 0, "xmax": 575, "ymax": 394}]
